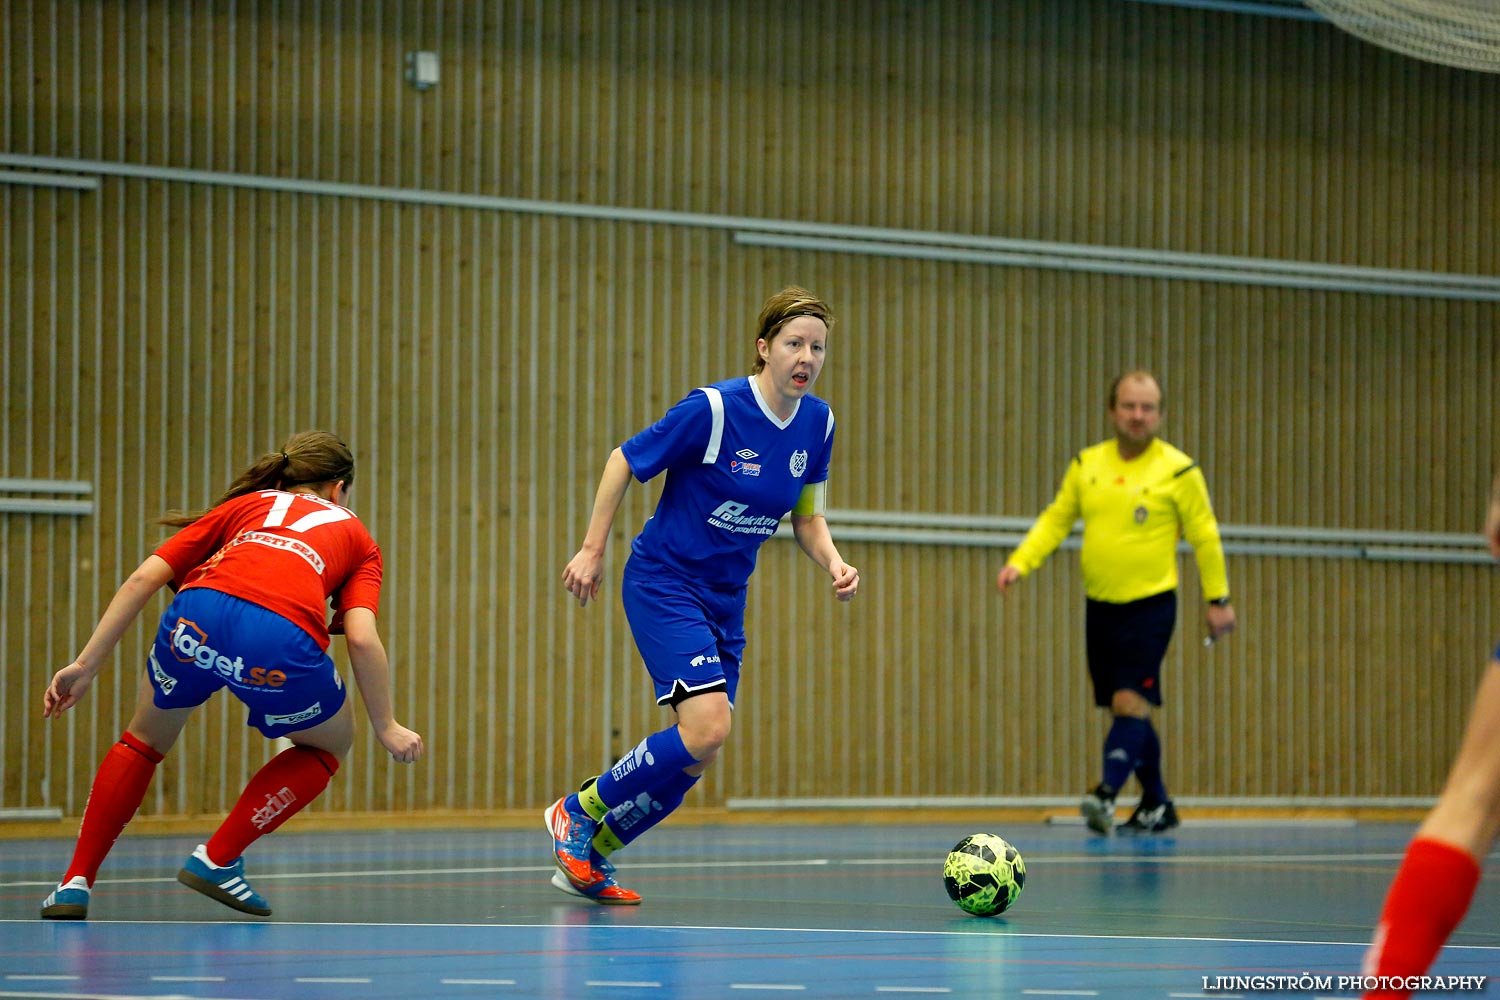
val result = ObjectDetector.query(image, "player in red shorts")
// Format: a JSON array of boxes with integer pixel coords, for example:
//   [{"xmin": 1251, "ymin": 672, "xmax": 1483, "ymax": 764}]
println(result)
[{"xmin": 39, "ymin": 430, "xmax": 422, "ymax": 920}]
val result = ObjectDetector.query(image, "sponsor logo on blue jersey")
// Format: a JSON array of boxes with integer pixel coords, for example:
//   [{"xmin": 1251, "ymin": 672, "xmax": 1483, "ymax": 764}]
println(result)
[{"xmin": 706, "ymin": 500, "xmax": 781, "ymax": 537}]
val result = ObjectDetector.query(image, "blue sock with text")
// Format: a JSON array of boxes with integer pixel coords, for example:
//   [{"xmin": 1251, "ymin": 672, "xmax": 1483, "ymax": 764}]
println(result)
[
  {"xmin": 573, "ymin": 725, "xmax": 699, "ymax": 821},
  {"xmin": 594, "ymin": 768, "xmax": 702, "ymax": 857}
]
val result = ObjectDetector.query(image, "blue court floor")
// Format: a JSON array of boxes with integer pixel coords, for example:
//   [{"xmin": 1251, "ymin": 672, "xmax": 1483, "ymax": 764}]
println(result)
[{"xmin": 1, "ymin": 819, "xmax": 1496, "ymax": 999}]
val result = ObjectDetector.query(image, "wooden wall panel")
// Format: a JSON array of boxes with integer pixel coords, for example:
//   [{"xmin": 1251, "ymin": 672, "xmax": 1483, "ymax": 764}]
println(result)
[{"xmin": 3, "ymin": 0, "xmax": 1499, "ymax": 821}]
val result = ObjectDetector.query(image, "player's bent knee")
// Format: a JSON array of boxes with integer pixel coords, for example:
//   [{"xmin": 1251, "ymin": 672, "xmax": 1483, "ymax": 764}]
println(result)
[
  {"xmin": 293, "ymin": 744, "xmax": 342, "ymax": 775},
  {"xmin": 674, "ymin": 690, "xmax": 733, "ymax": 760},
  {"xmin": 680, "ymin": 721, "xmax": 731, "ymax": 760},
  {"xmin": 677, "ymin": 713, "xmax": 732, "ymax": 761},
  {"xmin": 288, "ymin": 709, "xmax": 355, "ymax": 759}
]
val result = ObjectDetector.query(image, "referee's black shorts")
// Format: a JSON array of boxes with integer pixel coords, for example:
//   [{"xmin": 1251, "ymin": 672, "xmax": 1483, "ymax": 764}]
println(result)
[{"xmin": 1084, "ymin": 589, "xmax": 1177, "ymax": 707}]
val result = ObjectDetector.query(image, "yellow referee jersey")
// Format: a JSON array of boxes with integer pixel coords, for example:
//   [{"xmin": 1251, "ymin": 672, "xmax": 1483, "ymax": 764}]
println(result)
[{"xmin": 1006, "ymin": 438, "xmax": 1229, "ymax": 604}]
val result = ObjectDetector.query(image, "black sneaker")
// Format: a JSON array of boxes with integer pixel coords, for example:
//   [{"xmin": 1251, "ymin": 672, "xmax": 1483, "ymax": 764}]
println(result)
[
  {"xmin": 1080, "ymin": 783, "xmax": 1117, "ymax": 835},
  {"xmin": 1117, "ymin": 800, "xmax": 1180, "ymax": 835}
]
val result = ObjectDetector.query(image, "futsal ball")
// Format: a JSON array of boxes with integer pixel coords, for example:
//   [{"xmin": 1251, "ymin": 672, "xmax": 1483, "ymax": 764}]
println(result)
[{"xmin": 943, "ymin": 833, "xmax": 1026, "ymax": 916}]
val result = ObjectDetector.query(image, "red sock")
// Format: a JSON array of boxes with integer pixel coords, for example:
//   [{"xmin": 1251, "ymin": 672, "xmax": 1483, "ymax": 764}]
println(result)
[
  {"xmin": 205, "ymin": 746, "xmax": 339, "ymax": 865},
  {"xmin": 1363, "ymin": 837, "xmax": 1482, "ymax": 999},
  {"xmin": 62, "ymin": 732, "xmax": 164, "ymax": 886}
]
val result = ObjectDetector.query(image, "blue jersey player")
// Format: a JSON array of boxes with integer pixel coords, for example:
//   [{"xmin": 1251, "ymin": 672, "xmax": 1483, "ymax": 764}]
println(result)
[{"xmin": 546, "ymin": 286, "xmax": 860, "ymax": 904}]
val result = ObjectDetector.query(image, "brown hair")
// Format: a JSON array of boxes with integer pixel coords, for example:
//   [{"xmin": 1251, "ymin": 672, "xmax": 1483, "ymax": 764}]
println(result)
[
  {"xmin": 751, "ymin": 286, "xmax": 834, "ymax": 374},
  {"xmin": 1107, "ymin": 370, "xmax": 1164, "ymax": 410},
  {"xmin": 160, "ymin": 430, "xmax": 356, "ymax": 527}
]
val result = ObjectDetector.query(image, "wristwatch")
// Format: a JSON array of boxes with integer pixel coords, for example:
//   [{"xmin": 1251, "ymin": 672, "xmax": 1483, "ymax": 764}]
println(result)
[{"xmin": 1208, "ymin": 596, "xmax": 1232, "ymax": 607}]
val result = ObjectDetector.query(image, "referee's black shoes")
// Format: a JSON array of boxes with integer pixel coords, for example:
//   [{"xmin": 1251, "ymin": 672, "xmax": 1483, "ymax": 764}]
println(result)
[{"xmin": 1117, "ymin": 800, "xmax": 1180, "ymax": 835}]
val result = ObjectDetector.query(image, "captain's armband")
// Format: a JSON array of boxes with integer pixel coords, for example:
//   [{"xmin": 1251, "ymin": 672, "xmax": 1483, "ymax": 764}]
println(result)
[{"xmin": 792, "ymin": 481, "xmax": 827, "ymax": 517}]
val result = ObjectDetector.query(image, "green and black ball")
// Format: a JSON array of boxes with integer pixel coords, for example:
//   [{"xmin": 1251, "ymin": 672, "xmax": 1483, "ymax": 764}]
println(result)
[{"xmin": 942, "ymin": 833, "xmax": 1026, "ymax": 916}]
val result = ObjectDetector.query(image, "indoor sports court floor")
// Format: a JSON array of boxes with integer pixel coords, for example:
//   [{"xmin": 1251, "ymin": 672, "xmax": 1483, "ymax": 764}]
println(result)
[{"xmin": 1, "ymin": 818, "xmax": 1496, "ymax": 999}]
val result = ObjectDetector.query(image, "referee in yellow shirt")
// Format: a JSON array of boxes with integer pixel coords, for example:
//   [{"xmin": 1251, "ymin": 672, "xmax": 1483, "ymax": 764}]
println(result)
[{"xmin": 997, "ymin": 371, "xmax": 1237, "ymax": 835}]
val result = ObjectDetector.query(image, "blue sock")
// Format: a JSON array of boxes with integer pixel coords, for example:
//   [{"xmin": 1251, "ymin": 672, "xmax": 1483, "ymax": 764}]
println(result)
[
  {"xmin": 595, "ymin": 768, "xmax": 701, "ymax": 856},
  {"xmin": 1101, "ymin": 716, "xmax": 1152, "ymax": 794},
  {"xmin": 1133, "ymin": 721, "xmax": 1169, "ymax": 806},
  {"xmin": 573, "ymin": 726, "xmax": 699, "ymax": 820}
]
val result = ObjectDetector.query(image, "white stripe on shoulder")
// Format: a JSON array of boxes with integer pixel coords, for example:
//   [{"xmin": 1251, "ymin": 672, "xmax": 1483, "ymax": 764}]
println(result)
[
  {"xmin": 699, "ymin": 386, "xmax": 725, "ymax": 464},
  {"xmin": 825, "ymin": 407, "xmax": 835, "ymax": 441}
]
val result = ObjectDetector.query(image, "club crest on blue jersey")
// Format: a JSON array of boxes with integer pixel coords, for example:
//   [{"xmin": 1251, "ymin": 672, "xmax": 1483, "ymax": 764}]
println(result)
[{"xmin": 789, "ymin": 450, "xmax": 809, "ymax": 477}]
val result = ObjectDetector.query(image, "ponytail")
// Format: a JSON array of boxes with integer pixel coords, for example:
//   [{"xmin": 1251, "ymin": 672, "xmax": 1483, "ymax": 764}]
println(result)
[{"xmin": 160, "ymin": 431, "xmax": 355, "ymax": 527}]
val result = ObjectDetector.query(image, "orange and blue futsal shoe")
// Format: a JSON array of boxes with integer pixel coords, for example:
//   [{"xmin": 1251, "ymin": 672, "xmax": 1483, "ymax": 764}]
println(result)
[
  {"xmin": 548, "ymin": 854, "xmax": 642, "ymax": 905},
  {"xmin": 544, "ymin": 796, "xmax": 603, "ymax": 889}
]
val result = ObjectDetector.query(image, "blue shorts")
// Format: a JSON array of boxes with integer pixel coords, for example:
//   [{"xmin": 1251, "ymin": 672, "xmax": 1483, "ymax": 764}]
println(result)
[
  {"xmin": 1084, "ymin": 590, "xmax": 1177, "ymax": 707},
  {"xmin": 621, "ymin": 554, "xmax": 745, "ymax": 707},
  {"xmin": 147, "ymin": 588, "xmax": 346, "ymax": 738}
]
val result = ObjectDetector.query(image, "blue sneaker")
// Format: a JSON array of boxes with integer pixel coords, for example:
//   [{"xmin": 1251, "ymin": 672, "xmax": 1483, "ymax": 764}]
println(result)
[
  {"xmin": 176, "ymin": 844, "xmax": 271, "ymax": 916},
  {"xmin": 40, "ymin": 876, "xmax": 90, "ymax": 920},
  {"xmin": 544, "ymin": 795, "xmax": 603, "ymax": 889}
]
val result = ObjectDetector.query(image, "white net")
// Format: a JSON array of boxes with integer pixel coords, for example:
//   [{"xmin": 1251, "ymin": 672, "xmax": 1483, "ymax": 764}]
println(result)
[{"xmin": 1304, "ymin": 0, "xmax": 1500, "ymax": 73}]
